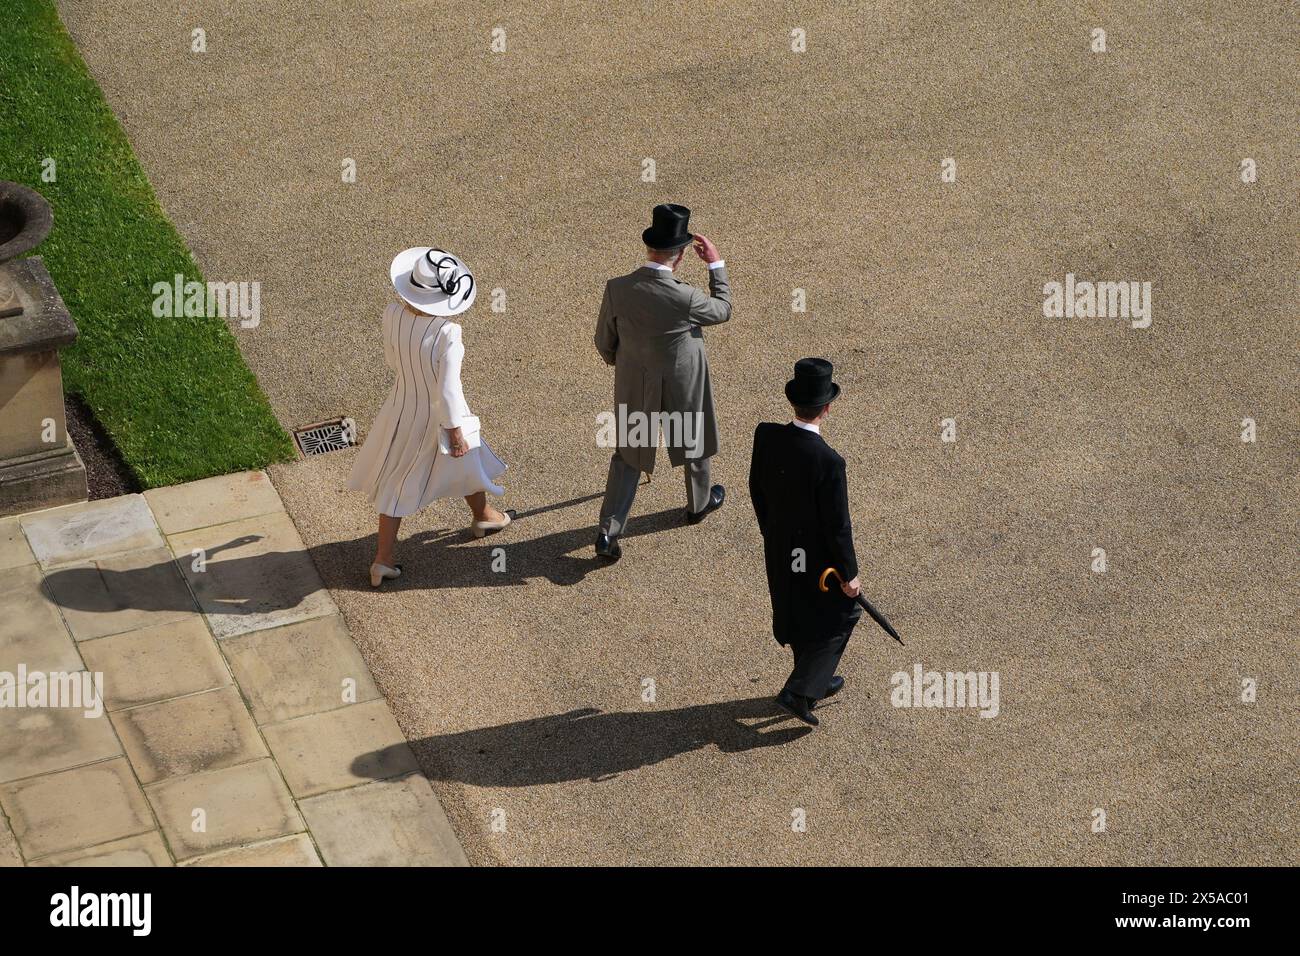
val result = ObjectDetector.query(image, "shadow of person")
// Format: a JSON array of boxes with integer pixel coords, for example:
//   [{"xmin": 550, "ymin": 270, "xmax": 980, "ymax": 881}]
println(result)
[
  {"xmin": 41, "ymin": 534, "xmax": 271, "ymax": 616},
  {"xmin": 345, "ymin": 504, "xmax": 686, "ymax": 592},
  {"xmin": 355, "ymin": 696, "xmax": 812, "ymax": 786},
  {"xmin": 41, "ymin": 497, "xmax": 691, "ymax": 621}
]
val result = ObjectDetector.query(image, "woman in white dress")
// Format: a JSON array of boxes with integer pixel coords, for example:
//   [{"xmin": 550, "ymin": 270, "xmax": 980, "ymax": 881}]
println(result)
[{"xmin": 347, "ymin": 247, "xmax": 513, "ymax": 586}]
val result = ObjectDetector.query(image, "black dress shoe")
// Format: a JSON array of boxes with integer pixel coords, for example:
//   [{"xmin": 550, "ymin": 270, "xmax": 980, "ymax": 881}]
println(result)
[
  {"xmin": 686, "ymin": 484, "xmax": 726, "ymax": 525},
  {"xmin": 776, "ymin": 689, "xmax": 819, "ymax": 727},
  {"xmin": 813, "ymin": 676, "xmax": 844, "ymax": 709},
  {"xmin": 594, "ymin": 533, "xmax": 622, "ymax": 562}
]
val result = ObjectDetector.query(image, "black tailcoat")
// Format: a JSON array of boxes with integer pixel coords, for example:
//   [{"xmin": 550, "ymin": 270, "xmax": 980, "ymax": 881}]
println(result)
[{"xmin": 748, "ymin": 422, "xmax": 861, "ymax": 646}]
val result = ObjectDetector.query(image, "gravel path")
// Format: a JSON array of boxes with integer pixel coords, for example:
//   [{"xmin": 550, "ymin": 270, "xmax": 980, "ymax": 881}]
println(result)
[{"xmin": 59, "ymin": 0, "xmax": 1297, "ymax": 864}]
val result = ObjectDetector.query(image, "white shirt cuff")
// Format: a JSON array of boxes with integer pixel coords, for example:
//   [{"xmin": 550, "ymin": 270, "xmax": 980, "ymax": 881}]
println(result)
[{"xmin": 708, "ymin": 260, "xmax": 725, "ymax": 270}]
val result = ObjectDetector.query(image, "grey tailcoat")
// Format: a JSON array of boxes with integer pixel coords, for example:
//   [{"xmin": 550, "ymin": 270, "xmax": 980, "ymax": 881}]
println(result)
[{"xmin": 594, "ymin": 265, "xmax": 732, "ymax": 474}]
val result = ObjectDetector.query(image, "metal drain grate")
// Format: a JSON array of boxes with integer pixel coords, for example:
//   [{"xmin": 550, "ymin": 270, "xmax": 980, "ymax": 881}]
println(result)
[{"xmin": 293, "ymin": 417, "xmax": 356, "ymax": 457}]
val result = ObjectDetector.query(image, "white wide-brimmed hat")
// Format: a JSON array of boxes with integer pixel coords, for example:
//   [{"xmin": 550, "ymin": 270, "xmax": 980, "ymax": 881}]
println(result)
[{"xmin": 390, "ymin": 246, "xmax": 477, "ymax": 316}]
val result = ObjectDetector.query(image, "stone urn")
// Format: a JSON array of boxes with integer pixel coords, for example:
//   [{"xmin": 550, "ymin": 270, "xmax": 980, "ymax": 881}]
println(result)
[{"xmin": 0, "ymin": 181, "xmax": 87, "ymax": 516}]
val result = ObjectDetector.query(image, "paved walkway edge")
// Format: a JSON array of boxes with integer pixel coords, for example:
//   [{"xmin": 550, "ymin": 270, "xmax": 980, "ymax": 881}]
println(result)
[{"xmin": 0, "ymin": 470, "xmax": 468, "ymax": 867}]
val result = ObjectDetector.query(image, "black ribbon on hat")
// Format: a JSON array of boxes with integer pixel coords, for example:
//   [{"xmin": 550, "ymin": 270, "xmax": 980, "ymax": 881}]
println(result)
[{"xmin": 409, "ymin": 248, "xmax": 474, "ymax": 307}]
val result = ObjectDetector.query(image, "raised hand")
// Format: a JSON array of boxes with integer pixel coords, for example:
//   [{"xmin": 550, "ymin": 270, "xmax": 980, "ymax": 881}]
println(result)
[{"xmin": 692, "ymin": 234, "xmax": 721, "ymax": 264}]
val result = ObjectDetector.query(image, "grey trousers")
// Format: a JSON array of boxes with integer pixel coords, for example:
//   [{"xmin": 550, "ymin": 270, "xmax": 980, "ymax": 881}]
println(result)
[{"xmin": 599, "ymin": 451, "xmax": 711, "ymax": 537}]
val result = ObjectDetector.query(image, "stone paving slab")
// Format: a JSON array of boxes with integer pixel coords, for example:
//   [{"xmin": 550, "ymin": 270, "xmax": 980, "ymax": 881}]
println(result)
[
  {"xmin": 78, "ymin": 617, "xmax": 231, "ymax": 712},
  {"xmin": 111, "ymin": 685, "xmax": 267, "ymax": 784},
  {"xmin": 168, "ymin": 511, "xmax": 338, "ymax": 639},
  {"xmin": 20, "ymin": 495, "xmax": 162, "ymax": 568},
  {"xmin": 181, "ymin": 833, "xmax": 322, "ymax": 867},
  {"xmin": 30, "ymin": 831, "xmax": 173, "ymax": 867},
  {"xmin": 3, "ymin": 471, "xmax": 467, "ymax": 866},
  {"xmin": 146, "ymin": 758, "xmax": 303, "ymax": 862},
  {"xmin": 0, "ymin": 564, "xmax": 81, "ymax": 674},
  {"xmin": 0, "ymin": 811, "xmax": 20, "ymax": 866},
  {"xmin": 42, "ymin": 545, "xmax": 199, "ymax": 641},
  {"xmin": 222, "ymin": 613, "xmax": 379, "ymax": 724},
  {"xmin": 299, "ymin": 773, "xmax": 469, "ymax": 867},
  {"xmin": 0, "ymin": 757, "xmax": 153, "ymax": 859},
  {"xmin": 0, "ymin": 693, "xmax": 121, "ymax": 783},
  {"xmin": 262, "ymin": 698, "xmax": 418, "ymax": 798},
  {"xmin": 0, "ymin": 518, "xmax": 35, "ymax": 571},
  {"xmin": 144, "ymin": 470, "xmax": 285, "ymax": 535}
]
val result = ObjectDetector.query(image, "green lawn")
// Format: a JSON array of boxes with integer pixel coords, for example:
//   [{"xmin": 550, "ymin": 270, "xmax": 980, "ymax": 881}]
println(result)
[{"xmin": 0, "ymin": 0, "xmax": 294, "ymax": 487}]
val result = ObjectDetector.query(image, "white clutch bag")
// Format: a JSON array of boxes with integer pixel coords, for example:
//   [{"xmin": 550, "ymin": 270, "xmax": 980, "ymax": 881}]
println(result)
[{"xmin": 438, "ymin": 415, "xmax": 482, "ymax": 454}]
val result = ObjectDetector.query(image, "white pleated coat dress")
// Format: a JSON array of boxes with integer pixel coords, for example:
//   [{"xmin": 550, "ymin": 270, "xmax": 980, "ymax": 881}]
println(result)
[{"xmin": 347, "ymin": 303, "xmax": 506, "ymax": 517}]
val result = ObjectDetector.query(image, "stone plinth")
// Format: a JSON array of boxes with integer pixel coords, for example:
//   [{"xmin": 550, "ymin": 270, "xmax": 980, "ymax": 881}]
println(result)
[{"xmin": 0, "ymin": 183, "xmax": 86, "ymax": 517}]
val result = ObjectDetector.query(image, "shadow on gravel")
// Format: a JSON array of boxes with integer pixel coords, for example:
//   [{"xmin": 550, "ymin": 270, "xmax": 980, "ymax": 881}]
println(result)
[
  {"xmin": 355, "ymin": 696, "xmax": 812, "ymax": 786},
  {"xmin": 41, "ymin": 497, "xmax": 688, "ymax": 619},
  {"xmin": 321, "ymin": 501, "xmax": 688, "ymax": 592}
]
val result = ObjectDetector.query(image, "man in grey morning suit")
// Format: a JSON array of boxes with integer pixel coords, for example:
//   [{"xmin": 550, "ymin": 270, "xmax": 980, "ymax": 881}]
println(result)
[{"xmin": 593, "ymin": 203, "xmax": 732, "ymax": 561}]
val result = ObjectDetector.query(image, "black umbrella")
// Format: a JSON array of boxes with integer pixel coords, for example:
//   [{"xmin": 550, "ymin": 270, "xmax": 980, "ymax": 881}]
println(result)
[{"xmin": 818, "ymin": 567, "xmax": 905, "ymax": 646}]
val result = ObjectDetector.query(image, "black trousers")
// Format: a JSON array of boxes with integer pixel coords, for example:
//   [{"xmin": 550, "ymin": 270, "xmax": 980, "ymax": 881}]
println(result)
[{"xmin": 783, "ymin": 620, "xmax": 858, "ymax": 699}]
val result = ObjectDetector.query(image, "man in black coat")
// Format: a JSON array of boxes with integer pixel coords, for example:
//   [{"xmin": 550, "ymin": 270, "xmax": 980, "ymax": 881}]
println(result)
[{"xmin": 749, "ymin": 358, "xmax": 862, "ymax": 727}]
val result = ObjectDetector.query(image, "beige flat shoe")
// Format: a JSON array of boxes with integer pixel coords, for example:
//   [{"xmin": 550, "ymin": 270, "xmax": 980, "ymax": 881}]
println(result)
[
  {"xmin": 471, "ymin": 509, "xmax": 516, "ymax": 539},
  {"xmin": 369, "ymin": 562, "xmax": 402, "ymax": 587}
]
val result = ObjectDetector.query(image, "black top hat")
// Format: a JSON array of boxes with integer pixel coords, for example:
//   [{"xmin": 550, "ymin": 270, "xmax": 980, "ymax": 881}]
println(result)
[
  {"xmin": 642, "ymin": 203, "xmax": 693, "ymax": 250},
  {"xmin": 785, "ymin": 357, "xmax": 840, "ymax": 407}
]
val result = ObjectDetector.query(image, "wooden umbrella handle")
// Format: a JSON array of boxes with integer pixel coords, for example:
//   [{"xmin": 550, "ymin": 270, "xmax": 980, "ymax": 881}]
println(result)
[{"xmin": 818, "ymin": 566, "xmax": 843, "ymax": 592}]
